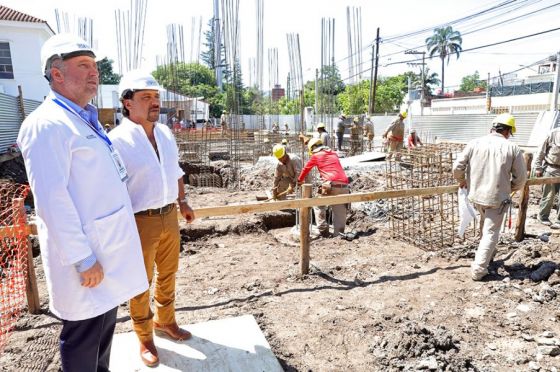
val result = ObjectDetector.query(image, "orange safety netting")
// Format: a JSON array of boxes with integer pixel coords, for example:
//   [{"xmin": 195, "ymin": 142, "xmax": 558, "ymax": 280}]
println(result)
[{"xmin": 0, "ymin": 183, "xmax": 30, "ymax": 354}]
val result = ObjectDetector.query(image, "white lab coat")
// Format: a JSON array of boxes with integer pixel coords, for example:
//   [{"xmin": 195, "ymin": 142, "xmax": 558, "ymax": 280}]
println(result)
[{"xmin": 17, "ymin": 92, "xmax": 148, "ymax": 321}]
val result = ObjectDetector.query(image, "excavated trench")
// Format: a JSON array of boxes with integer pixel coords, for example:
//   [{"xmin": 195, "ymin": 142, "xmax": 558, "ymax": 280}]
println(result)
[{"xmin": 180, "ymin": 210, "xmax": 295, "ymax": 246}]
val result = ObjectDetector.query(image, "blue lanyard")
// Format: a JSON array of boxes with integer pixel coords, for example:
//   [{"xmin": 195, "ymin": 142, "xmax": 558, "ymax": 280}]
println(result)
[{"xmin": 52, "ymin": 98, "xmax": 113, "ymax": 149}]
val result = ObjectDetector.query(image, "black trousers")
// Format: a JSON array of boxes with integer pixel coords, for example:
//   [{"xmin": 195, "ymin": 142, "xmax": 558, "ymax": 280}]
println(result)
[
  {"xmin": 59, "ymin": 307, "xmax": 118, "ymax": 372},
  {"xmin": 336, "ymin": 132, "xmax": 344, "ymax": 150}
]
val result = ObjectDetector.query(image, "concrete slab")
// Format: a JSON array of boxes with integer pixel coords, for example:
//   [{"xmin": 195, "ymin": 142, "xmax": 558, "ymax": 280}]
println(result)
[{"xmin": 110, "ymin": 315, "xmax": 283, "ymax": 372}]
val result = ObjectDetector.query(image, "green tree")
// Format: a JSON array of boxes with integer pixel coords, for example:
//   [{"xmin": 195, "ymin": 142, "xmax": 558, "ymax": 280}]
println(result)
[
  {"xmin": 425, "ymin": 26, "xmax": 462, "ymax": 94},
  {"xmin": 459, "ymin": 71, "xmax": 487, "ymax": 92},
  {"xmin": 318, "ymin": 65, "xmax": 345, "ymax": 96},
  {"xmin": 374, "ymin": 75, "xmax": 407, "ymax": 113},
  {"xmin": 337, "ymin": 80, "xmax": 370, "ymax": 115},
  {"xmin": 153, "ymin": 62, "xmax": 225, "ymax": 117},
  {"xmin": 403, "ymin": 68, "xmax": 440, "ymax": 98},
  {"xmin": 97, "ymin": 57, "xmax": 120, "ymax": 84}
]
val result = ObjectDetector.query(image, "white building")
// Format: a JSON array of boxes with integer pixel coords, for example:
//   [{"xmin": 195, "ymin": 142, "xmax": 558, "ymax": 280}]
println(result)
[{"xmin": 0, "ymin": 5, "xmax": 54, "ymax": 101}]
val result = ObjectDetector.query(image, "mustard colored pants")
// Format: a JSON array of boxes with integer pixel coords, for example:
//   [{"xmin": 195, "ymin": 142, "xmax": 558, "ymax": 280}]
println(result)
[{"xmin": 130, "ymin": 208, "xmax": 181, "ymax": 341}]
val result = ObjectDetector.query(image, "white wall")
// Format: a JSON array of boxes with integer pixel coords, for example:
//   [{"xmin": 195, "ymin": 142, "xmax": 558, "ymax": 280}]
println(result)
[
  {"xmin": 0, "ymin": 21, "xmax": 53, "ymax": 101},
  {"xmin": 429, "ymin": 92, "xmax": 553, "ymax": 114}
]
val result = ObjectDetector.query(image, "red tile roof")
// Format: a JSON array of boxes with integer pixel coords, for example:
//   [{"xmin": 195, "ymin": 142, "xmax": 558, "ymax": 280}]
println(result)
[{"xmin": 0, "ymin": 5, "xmax": 47, "ymax": 24}]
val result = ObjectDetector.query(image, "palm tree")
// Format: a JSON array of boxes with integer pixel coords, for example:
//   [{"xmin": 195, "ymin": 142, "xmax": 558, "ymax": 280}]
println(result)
[{"xmin": 425, "ymin": 26, "xmax": 462, "ymax": 94}]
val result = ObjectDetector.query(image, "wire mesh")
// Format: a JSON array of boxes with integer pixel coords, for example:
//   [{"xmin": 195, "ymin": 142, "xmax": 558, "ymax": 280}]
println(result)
[
  {"xmin": 0, "ymin": 182, "xmax": 30, "ymax": 354},
  {"xmin": 385, "ymin": 143, "xmax": 477, "ymax": 250}
]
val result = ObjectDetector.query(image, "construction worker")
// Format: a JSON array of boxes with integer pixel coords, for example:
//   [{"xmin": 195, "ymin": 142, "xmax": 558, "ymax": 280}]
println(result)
[
  {"xmin": 533, "ymin": 127, "xmax": 560, "ymax": 228},
  {"xmin": 272, "ymin": 122, "xmax": 280, "ymax": 133},
  {"xmin": 383, "ymin": 111, "xmax": 406, "ymax": 159},
  {"xmin": 364, "ymin": 116, "xmax": 375, "ymax": 152},
  {"xmin": 349, "ymin": 117, "xmax": 363, "ymax": 156},
  {"xmin": 453, "ymin": 113, "xmax": 527, "ymax": 281},
  {"xmin": 220, "ymin": 110, "xmax": 228, "ymax": 136},
  {"xmin": 110, "ymin": 70, "xmax": 196, "ymax": 366},
  {"xmin": 298, "ymin": 138, "xmax": 350, "ymax": 237},
  {"xmin": 284, "ymin": 122, "xmax": 290, "ymax": 135},
  {"xmin": 407, "ymin": 129, "xmax": 423, "ymax": 148},
  {"xmin": 271, "ymin": 144, "xmax": 301, "ymax": 200},
  {"xmin": 314, "ymin": 122, "xmax": 330, "ymax": 148},
  {"xmin": 336, "ymin": 114, "xmax": 346, "ymax": 151},
  {"xmin": 281, "ymin": 138, "xmax": 290, "ymax": 153}
]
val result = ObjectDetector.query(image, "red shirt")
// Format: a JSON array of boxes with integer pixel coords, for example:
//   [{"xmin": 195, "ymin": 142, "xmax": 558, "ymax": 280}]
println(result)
[{"xmin": 298, "ymin": 149, "xmax": 348, "ymax": 184}]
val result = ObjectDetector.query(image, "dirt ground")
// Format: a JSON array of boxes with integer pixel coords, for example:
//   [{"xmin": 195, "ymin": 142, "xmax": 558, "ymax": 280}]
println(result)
[{"xmin": 3, "ymin": 158, "xmax": 560, "ymax": 371}]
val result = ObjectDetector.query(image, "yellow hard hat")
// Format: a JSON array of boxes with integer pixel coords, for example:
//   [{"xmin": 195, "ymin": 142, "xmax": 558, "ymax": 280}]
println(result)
[
  {"xmin": 400, "ymin": 111, "xmax": 408, "ymax": 119},
  {"xmin": 317, "ymin": 122, "xmax": 326, "ymax": 129},
  {"xmin": 492, "ymin": 113, "xmax": 516, "ymax": 134},
  {"xmin": 273, "ymin": 144, "xmax": 286, "ymax": 159},
  {"xmin": 307, "ymin": 138, "xmax": 323, "ymax": 155}
]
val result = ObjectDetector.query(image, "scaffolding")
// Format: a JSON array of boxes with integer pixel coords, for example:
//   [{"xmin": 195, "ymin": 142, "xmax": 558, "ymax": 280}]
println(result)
[{"xmin": 386, "ymin": 143, "xmax": 477, "ymax": 250}]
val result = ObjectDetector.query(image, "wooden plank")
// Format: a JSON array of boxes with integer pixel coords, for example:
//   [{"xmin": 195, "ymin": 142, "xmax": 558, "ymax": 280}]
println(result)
[
  {"xmin": 515, "ymin": 153, "xmax": 533, "ymax": 242},
  {"xmin": 526, "ymin": 176, "xmax": 560, "ymax": 186},
  {"xmin": 0, "ymin": 225, "xmax": 35, "ymax": 238},
  {"xmin": 299, "ymin": 185, "xmax": 312, "ymax": 276},
  {"xmin": 12, "ymin": 198, "xmax": 40, "ymax": 314},
  {"xmin": 193, "ymin": 185, "xmax": 459, "ymax": 219}
]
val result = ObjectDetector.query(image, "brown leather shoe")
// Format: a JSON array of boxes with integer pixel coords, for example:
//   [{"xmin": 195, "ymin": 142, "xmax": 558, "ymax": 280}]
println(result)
[
  {"xmin": 139, "ymin": 339, "xmax": 159, "ymax": 367},
  {"xmin": 153, "ymin": 321, "xmax": 192, "ymax": 341}
]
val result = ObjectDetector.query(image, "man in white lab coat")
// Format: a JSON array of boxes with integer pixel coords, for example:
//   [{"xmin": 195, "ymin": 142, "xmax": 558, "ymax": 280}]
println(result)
[
  {"xmin": 17, "ymin": 34, "xmax": 148, "ymax": 371},
  {"xmin": 109, "ymin": 70, "xmax": 196, "ymax": 367}
]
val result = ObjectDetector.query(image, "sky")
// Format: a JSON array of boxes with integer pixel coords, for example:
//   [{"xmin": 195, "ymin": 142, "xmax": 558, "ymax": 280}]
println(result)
[{"xmin": 4, "ymin": 0, "xmax": 560, "ymax": 92}]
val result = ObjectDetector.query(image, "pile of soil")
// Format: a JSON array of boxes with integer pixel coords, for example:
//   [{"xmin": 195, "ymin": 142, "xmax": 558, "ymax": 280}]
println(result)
[{"xmin": 0, "ymin": 156, "xmax": 27, "ymax": 184}]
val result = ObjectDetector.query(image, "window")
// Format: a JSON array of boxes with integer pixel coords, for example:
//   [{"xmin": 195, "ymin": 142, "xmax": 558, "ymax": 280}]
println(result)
[{"xmin": 0, "ymin": 42, "xmax": 14, "ymax": 79}]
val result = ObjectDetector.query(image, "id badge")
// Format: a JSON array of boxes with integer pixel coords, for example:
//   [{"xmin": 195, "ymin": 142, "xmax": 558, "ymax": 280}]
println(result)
[{"xmin": 111, "ymin": 149, "xmax": 129, "ymax": 182}]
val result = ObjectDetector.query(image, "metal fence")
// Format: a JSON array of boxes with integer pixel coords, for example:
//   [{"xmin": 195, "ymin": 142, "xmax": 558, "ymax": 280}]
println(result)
[{"xmin": 0, "ymin": 93, "xmax": 41, "ymax": 154}]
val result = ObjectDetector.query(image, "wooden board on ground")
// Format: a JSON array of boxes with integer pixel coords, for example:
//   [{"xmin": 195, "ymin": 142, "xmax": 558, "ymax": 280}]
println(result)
[
  {"xmin": 340, "ymin": 151, "xmax": 386, "ymax": 166},
  {"xmin": 109, "ymin": 315, "xmax": 283, "ymax": 372}
]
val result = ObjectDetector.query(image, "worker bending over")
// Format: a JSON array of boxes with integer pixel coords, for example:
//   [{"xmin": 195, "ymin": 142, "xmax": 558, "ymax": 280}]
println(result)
[
  {"xmin": 271, "ymin": 144, "xmax": 301, "ymax": 200},
  {"xmin": 383, "ymin": 111, "xmax": 406, "ymax": 159},
  {"xmin": 298, "ymin": 138, "xmax": 350, "ymax": 237}
]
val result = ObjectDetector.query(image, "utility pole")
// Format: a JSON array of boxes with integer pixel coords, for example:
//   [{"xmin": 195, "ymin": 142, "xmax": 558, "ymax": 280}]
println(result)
[
  {"xmin": 552, "ymin": 51, "xmax": 560, "ymax": 111},
  {"xmin": 486, "ymin": 72, "xmax": 491, "ymax": 113},
  {"xmin": 405, "ymin": 49, "xmax": 426, "ymax": 116},
  {"xmin": 368, "ymin": 44, "xmax": 375, "ymax": 115},
  {"xmin": 371, "ymin": 27, "xmax": 380, "ymax": 114}
]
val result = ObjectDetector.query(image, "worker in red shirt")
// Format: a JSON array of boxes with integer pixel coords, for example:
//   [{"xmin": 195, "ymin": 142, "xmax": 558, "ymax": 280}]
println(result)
[
  {"xmin": 407, "ymin": 129, "xmax": 423, "ymax": 148},
  {"xmin": 298, "ymin": 138, "xmax": 350, "ymax": 237}
]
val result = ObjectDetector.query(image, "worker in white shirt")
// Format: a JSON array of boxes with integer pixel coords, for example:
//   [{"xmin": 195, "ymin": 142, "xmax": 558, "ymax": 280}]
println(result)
[
  {"xmin": 109, "ymin": 70, "xmax": 195, "ymax": 367},
  {"xmin": 17, "ymin": 33, "xmax": 148, "ymax": 371}
]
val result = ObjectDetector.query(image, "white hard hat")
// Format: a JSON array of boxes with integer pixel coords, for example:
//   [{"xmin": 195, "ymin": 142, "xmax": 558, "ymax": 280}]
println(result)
[
  {"xmin": 41, "ymin": 33, "xmax": 95, "ymax": 76},
  {"xmin": 118, "ymin": 69, "xmax": 164, "ymax": 97}
]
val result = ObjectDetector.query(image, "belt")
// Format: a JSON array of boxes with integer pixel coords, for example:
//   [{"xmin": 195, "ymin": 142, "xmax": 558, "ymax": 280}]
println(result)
[{"xmin": 135, "ymin": 203, "xmax": 175, "ymax": 216}]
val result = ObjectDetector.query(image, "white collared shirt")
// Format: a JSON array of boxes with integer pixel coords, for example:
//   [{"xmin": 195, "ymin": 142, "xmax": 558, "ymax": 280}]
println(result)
[{"xmin": 109, "ymin": 117, "xmax": 184, "ymax": 213}]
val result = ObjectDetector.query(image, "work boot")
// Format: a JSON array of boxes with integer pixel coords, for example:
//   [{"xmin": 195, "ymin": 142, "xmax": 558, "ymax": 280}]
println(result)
[
  {"xmin": 551, "ymin": 222, "xmax": 560, "ymax": 230},
  {"xmin": 154, "ymin": 322, "xmax": 192, "ymax": 341},
  {"xmin": 139, "ymin": 339, "xmax": 159, "ymax": 367},
  {"xmin": 538, "ymin": 217, "xmax": 552, "ymax": 226}
]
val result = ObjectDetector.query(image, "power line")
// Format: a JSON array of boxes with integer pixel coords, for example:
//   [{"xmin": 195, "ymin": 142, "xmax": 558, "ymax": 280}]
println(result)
[
  {"xmin": 341, "ymin": 25, "xmax": 560, "ymax": 83},
  {"xmin": 335, "ymin": 0, "xmax": 554, "ymax": 80},
  {"xmin": 302, "ymin": 0, "xmax": 532, "ymax": 78}
]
